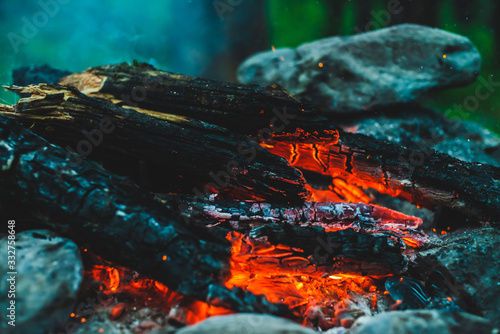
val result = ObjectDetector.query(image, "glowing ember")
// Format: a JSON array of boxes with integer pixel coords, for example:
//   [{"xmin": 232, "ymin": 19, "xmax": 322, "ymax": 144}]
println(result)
[
  {"xmin": 82, "ymin": 127, "xmax": 430, "ymax": 330},
  {"xmin": 224, "ymin": 231, "xmax": 389, "ymax": 328},
  {"xmin": 259, "ymin": 129, "xmax": 404, "ymax": 203},
  {"xmin": 86, "ymin": 213, "xmax": 424, "ymax": 330},
  {"xmin": 88, "ymin": 259, "xmax": 232, "ymax": 326}
]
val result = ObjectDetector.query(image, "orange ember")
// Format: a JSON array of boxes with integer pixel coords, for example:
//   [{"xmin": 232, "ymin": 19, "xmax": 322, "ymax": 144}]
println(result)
[
  {"xmin": 87, "ymin": 217, "xmax": 423, "ymax": 330},
  {"xmin": 260, "ymin": 129, "xmax": 404, "ymax": 203},
  {"xmin": 89, "ymin": 262, "xmax": 232, "ymax": 326},
  {"xmin": 224, "ymin": 231, "xmax": 383, "ymax": 327}
]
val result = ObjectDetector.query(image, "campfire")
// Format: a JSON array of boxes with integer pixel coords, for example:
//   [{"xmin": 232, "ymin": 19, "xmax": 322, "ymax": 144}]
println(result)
[
  {"xmin": 0, "ymin": 58, "xmax": 498, "ymax": 333},
  {"xmin": 82, "ymin": 197, "xmax": 426, "ymax": 330}
]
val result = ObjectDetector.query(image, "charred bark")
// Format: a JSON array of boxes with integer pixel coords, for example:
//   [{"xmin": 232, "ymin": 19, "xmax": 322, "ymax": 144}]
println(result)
[
  {"xmin": 56, "ymin": 63, "xmax": 500, "ymax": 223},
  {"xmin": 0, "ymin": 115, "xmax": 293, "ymax": 316},
  {"xmin": 58, "ymin": 62, "xmax": 329, "ymax": 134},
  {"xmin": 266, "ymin": 130, "xmax": 500, "ymax": 224},
  {"xmin": 0, "ymin": 84, "xmax": 307, "ymax": 204}
]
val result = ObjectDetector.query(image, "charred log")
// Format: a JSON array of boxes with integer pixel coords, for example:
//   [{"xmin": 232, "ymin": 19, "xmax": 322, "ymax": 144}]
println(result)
[
  {"xmin": 0, "ymin": 84, "xmax": 307, "ymax": 204},
  {"xmin": 55, "ymin": 63, "xmax": 500, "ymax": 223},
  {"xmin": 0, "ymin": 116, "xmax": 291, "ymax": 316},
  {"xmin": 163, "ymin": 196, "xmax": 414, "ymax": 276},
  {"xmin": 266, "ymin": 130, "xmax": 500, "ymax": 224},
  {"xmin": 162, "ymin": 195, "xmax": 428, "ymax": 248},
  {"xmin": 58, "ymin": 62, "xmax": 329, "ymax": 134},
  {"xmin": 249, "ymin": 223, "xmax": 408, "ymax": 276}
]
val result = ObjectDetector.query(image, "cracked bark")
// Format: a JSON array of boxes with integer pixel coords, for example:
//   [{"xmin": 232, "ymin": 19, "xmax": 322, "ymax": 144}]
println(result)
[
  {"xmin": 266, "ymin": 130, "xmax": 500, "ymax": 224},
  {"xmin": 55, "ymin": 63, "xmax": 500, "ymax": 223},
  {"xmin": 0, "ymin": 115, "xmax": 292, "ymax": 316},
  {"xmin": 0, "ymin": 84, "xmax": 307, "ymax": 204}
]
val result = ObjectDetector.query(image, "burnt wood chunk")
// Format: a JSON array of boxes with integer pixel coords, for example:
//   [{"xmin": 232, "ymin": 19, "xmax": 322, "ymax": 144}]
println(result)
[
  {"xmin": 250, "ymin": 223, "xmax": 408, "ymax": 276},
  {"xmin": 163, "ymin": 196, "xmax": 412, "ymax": 275},
  {"xmin": 0, "ymin": 84, "xmax": 307, "ymax": 204},
  {"xmin": 0, "ymin": 116, "xmax": 292, "ymax": 316},
  {"xmin": 57, "ymin": 63, "xmax": 500, "ymax": 223},
  {"xmin": 163, "ymin": 195, "xmax": 428, "ymax": 248},
  {"xmin": 59, "ymin": 62, "xmax": 329, "ymax": 134},
  {"xmin": 266, "ymin": 130, "xmax": 500, "ymax": 224}
]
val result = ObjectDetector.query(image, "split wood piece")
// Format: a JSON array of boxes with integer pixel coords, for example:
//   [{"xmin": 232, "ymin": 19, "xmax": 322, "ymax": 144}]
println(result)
[
  {"xmin": 161, "ymin": 195, "xmax": 428, "ymax": 248},
  {"xmin": 0, "ymin": 84, "xmax": 307, "ymax": 204},
  {"xmin": 266, "ymin": 130, "xmax": 500, "ymax": 224},
  {"xmin": 0, "ymin": 115, "xmax": 292, "ymax": 316},
  {"xmin": 59, "ymin": 62, "xmax": 329, "ymax": 134},
  {"xmin": 57, "ymin": 64, "xmax": 500, "ymax": 223},
  {"xmin": 0, "ymin": 117, "xmax": 411, "ymax": 314}
]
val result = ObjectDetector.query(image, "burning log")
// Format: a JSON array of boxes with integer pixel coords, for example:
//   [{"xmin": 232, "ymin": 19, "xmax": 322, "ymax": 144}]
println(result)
[
  {"xmin": 0, "ymin": 116, "xmax": 418, "ymax": 320},
  {"xmin": 56, "ymin": 63, "xmax": 500, "ymax": 223},
  {"xmin": 0, "ymin": 116, "xmax": 291, "ymax": 316},
  {"xmin": 164, "ymin": 196, "xmax": 428, "ymax": 248},
  {"xmin": 265, "ymin": 130, "xmax": 500, "ymax": 223},
  {"xmin": 59, "ymin": 62, "xmax": 329, "ymax": 134},
  {"xmin": 167, "ymin": 196, "xmax": 414, "ymax": 275},
  {"xmin": 0, "ymin": 84, "xmax": 306, "ymax": 204},
  {"xmin": 248, "ymin": 223, "xmax": 408, "ymax": 276}
]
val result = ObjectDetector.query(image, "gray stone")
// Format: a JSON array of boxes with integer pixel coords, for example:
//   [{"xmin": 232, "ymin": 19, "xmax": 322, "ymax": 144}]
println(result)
[
  {"xmin": 0, "ymin": 229, "xmax": 83, "ymax": 334},
  {"xmin": 238, "ymin": 24, "xmax": 481, "ymax": 113},
  {"xmin": 347, "ymin": 107, "xmax": 500, "ymax": 167},
  {"xmin": 350, "ymin": 310, "xmax": 496, "ymax": 334},
  {"xmin": 171, "ymin": 314, "xmax": 317, "ymax": 334},
  {"xmin": 420, "ymin": 228, "xmax": 500, "ymax": 326}
]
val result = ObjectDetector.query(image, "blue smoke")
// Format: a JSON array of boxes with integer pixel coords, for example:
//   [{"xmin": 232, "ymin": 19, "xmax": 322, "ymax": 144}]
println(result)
[{"xmin": 0, "ymin": 0, "xmax": 266, "ymax": 104}]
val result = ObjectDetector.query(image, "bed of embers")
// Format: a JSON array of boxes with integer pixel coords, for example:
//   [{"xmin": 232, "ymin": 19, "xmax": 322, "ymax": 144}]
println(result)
[{"xmin": 0, "ymin": 58, "xmax": 499, "ymax": 334}]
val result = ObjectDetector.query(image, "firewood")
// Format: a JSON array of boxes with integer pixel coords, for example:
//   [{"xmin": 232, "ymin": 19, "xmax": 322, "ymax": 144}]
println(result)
[
  {"xmin": 0, "ymin": 115, "xmax": 290, "ymax": 316},
  {"xmin": 0, "ymin": 116, "xmax": 417, "ymax": 315},
  {"xmin": 249, "ymin": 223, "xmax": 408, "ymax": 276},
  {"xmin": 57, "ymin": 63, "xmax": 500, "ymax": 223},
  {"xmin": 162, "ymin": 195, "xmax": 428, "ymax": 248},
  {"xmin": 266, "ymin": 129, "xmax": 500, "ymax": 223},
  {"xmin": 59, "ymin": 62, "xmax": 329, "ymax": 135},
  {"xmin": 0, "ymin": 84, "xmax": 307, "ymax": 204},
  {"xmin": 162, "ymin": 196, "xmax": 412, "ymax": 276}
]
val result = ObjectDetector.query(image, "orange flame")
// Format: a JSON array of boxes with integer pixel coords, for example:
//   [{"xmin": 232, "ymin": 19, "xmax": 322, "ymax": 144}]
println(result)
[
  {"xmin": 224, "ymin": 231, "xmax": 379, "ymax": 326},
  {"xmin": 88, "ymin": 262, "xmax": 232, "ymax": 326},
  {"xmin": 260, "ymin": 129, "xmax": 404, "ymax": 203}
]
